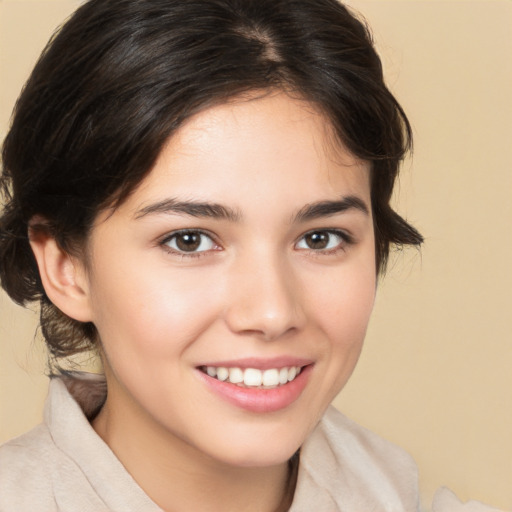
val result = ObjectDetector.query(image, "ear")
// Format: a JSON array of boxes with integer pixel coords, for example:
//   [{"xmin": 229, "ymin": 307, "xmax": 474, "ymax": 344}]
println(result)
[{"xmin": 29, "ymin": 223, "xmax": 93, "ymax": 323}]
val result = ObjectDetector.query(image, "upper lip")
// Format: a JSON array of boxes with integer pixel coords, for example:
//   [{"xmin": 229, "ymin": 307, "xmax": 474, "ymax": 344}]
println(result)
[{"xmin": 197, "ymin": 356, "xmax": 314, "ymax": 370}]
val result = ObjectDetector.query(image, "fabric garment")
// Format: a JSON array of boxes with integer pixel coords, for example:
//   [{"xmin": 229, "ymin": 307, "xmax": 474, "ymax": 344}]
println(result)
[
  {"xmin": 0, "ymin": 374, "xmax": 420, "ymax": 511},
  {"xmin": 431, "ymin": 489, "xmax": 505, "ymax": 512}
]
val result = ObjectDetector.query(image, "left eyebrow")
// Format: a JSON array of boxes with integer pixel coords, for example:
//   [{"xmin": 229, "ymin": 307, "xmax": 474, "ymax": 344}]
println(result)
[{"xmin": 293, "ymin": 195, "xmax": 370, "ymax": 223}]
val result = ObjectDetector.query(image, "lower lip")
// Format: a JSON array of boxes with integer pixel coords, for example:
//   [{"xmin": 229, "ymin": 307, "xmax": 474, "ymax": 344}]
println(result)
[{"xmin": 196, "ymin": 365, "xmax": 313, "ymax": 413}]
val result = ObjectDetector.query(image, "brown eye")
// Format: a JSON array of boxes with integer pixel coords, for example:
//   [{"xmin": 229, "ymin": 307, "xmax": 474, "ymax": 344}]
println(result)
[
  {"xmin": 305, "ymin": 232, "xmax": 329, "ymax": 249},
  {"xmin": 164, "ymin": 231, "xmax": 216, "ymax": 253},
  {"xmin": 176, "ymin": 232, "xmax": 201, "ymax": 251},
  {"xmin": 296, "ymin": 230, "xmax": 346, "ymax": 251}
]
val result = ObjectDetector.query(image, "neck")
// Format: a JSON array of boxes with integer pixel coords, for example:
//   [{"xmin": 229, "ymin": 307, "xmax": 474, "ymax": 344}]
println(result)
[{"xmin": 92, "ymin": 385, "xmax": 295, "ymax": 512}]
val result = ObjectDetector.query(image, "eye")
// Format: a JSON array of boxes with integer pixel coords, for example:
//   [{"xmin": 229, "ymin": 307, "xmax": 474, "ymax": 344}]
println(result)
[
  {"xmin": 295, "ymin": 230, "xmax": 349, "ymax": 252},
  {"xmin": 162, "ymin": 230, "xmax": 217, "ymax": 253}
]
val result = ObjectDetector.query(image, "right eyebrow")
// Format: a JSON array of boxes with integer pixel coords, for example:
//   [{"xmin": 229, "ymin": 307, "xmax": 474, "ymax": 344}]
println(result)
[{"xmin": 133, "ymin": 198, "xmax": 241, "ymax": 222}]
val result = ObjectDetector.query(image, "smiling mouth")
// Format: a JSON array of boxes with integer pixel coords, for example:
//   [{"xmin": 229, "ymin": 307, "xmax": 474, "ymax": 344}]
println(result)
[{"xmin": 199, "ymin": 365, "xmax": 303, "ymax": 389}]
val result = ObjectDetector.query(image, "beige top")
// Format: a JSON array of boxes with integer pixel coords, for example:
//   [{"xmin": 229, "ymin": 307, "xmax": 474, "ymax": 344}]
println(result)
[{"xmin": 0, "ymin": 374, "xmax": 461, "ymax": 512}]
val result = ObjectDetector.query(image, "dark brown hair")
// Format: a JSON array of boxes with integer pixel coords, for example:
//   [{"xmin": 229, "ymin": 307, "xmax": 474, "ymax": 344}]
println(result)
[{"xmin": 0, "ymin": 0, "xmax": 422, "ymax": 360}]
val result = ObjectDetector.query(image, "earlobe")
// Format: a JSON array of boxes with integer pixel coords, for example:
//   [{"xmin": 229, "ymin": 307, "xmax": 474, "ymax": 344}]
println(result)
[{"xmin": 29, "ymin": 226, "xmax": 93, "ymax": 323}]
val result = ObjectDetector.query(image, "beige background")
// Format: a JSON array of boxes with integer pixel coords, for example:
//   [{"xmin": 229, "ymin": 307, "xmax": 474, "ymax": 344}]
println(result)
[{"xmin": 1, "ymin": 0, "xmax": 511, "ymax": 509}]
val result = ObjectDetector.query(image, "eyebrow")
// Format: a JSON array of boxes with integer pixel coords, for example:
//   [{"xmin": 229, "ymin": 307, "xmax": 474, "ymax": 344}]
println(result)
[
  {"xmin": 134, "ymin": 194, "xmax": 369, "ymax": 223},
  {"xmin": 293, "ymin": 195, "xmax": 369, "ymax": 223},
  {"xmin": 134, "ymin": 198, "xmax": 241, "ymax": 221}
]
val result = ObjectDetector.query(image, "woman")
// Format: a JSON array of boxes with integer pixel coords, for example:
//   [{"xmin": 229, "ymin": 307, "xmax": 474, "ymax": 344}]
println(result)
[{"xmin": 0, "ymin": 0, "xmax": 425, "ymax": 510}]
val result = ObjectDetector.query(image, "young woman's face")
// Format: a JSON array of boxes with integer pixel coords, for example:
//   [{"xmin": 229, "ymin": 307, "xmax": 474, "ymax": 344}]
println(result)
[{"xmin": 83, "ymin": 92, "xmax": 376, "ymax": 468}]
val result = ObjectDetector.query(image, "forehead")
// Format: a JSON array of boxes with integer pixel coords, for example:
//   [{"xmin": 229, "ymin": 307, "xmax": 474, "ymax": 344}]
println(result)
[{"xmin": 113, "ymin": 92, "xmax": 371, "ymax": 220}]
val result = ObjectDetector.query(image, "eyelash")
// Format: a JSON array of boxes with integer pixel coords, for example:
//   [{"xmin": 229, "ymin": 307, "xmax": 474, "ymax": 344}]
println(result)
[
  {"xmin": 159, "ymin": 228, "xmax": 354, "ymax": 258},
  {"xmin": 295, "ymin": 229, "xmax": 354, "ymax": 255},
  {"xmin": 159, "ymin": 229, "xmax": 220, "ymax": 259}
]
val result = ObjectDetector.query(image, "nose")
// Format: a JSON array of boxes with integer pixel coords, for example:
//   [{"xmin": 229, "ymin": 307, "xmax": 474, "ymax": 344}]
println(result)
[{"xmin": 223, "ymin": 251, "xmax": 305, "ymax": 341}]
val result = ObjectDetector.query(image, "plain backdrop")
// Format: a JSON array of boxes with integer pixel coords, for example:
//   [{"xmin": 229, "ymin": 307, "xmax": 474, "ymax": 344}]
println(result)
[{"xmin": 1, "ymin": 1, "xmax": 511, "ymax": 510}]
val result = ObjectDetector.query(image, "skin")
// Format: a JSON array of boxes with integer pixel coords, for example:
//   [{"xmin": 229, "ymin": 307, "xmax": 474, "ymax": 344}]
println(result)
[{"xmin": 32, "ymin": 92, "xmax": 376, "ymax": 511}]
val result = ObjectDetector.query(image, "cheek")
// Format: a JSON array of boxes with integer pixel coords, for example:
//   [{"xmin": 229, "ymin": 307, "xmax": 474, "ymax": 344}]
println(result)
[
  {"xmin": 310, "ymin": 261, "xmax": 376, "ymax": 346},
  {"xmin": 294, "ymin": 256, "xmax": 376, "ymax": 413},
  {"xmin": 88, "ymin": 261, "xmax": 223, "ymax": 359}
]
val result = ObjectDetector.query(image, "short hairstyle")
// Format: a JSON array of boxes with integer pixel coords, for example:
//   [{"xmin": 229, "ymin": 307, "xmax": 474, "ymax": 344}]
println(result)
[{"xmin": 0, "ymin": 0, "xmax": 422, "ymax": 360}]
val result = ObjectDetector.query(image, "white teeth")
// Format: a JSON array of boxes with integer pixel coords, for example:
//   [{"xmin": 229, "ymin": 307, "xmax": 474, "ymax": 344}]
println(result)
[
  {"xmin": 216, "ymin": 367, "xmax": 229, "ymax": 381},
  {"xmin": 244, "ymin": 368, "xmax": 262, "ymax": 387},
  {"xmin": 203, "ymin": 365, "xmax": 303, "ymax": 388},
  {"xmin": 262, "ymin": 369, "xmax": 279, "ymax": 387},
  {"xmin": 229, "ymin": 367, "xmax": 244, "ymax": 384}
]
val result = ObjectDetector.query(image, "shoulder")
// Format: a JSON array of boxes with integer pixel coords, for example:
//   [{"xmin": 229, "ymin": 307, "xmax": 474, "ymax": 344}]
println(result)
[
  {"xmin": 294, "ymin": 406, "xmax": 419, "ymax": 512},
  {"xmin": 0, "ymin": 423, "xmax": 56, "ymax": 476},
  {"xmin": 0, "ymin": 424, "xmax": 60, "ymax": 510},
  {"xmin": 0, "ymin": 377, "xmax": 110, "ymax": 511},
  {"xmin": 432, "ymin": 488, "xmax": 505, "ymax": 512},
  {"xmin": 0, "ymin": 376, "xmax": 157, "ymax": 512},
  {"xmin": 321, "ymin": 405, "xmax": 418, "ymax": 479}
]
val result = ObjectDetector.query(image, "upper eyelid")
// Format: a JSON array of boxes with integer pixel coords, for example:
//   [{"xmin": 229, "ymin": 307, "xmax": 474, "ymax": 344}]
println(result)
[
  {"xmin": 158, "ymin": 229, "xmax": 221, "ymax": 256},
  {"xmin": 296, "ymin": 228, "xmax": 353, "ymax": 243},
  {"xmin": 158, "ymin": 227, "xmax": 353, "ymax": 252},
  {"xmin": 160, "ymin": 228, "xmax": 218, "ymax": 244}
]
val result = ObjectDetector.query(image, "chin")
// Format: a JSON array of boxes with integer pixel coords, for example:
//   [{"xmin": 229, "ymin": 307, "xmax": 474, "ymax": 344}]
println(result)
[
  {"xmin": 200, "ymin": 422, "xmax": 311, "ymax": 469},
  {"xmin": 219, "ymin": 446, "xmax": 299, "ymax": 469}
]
